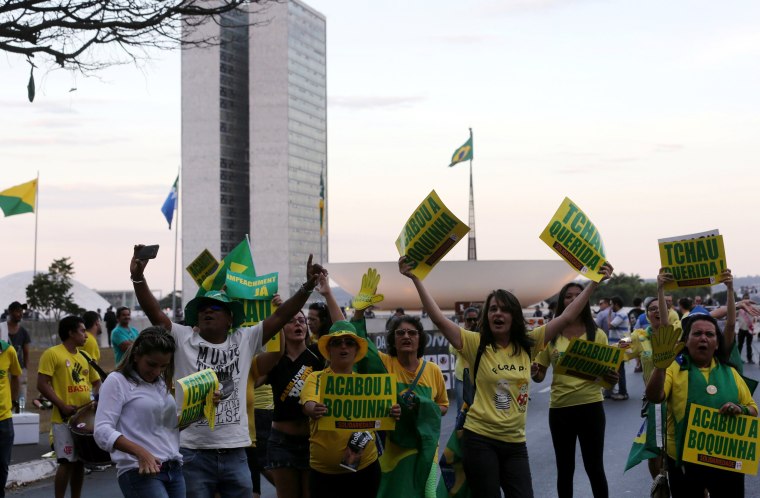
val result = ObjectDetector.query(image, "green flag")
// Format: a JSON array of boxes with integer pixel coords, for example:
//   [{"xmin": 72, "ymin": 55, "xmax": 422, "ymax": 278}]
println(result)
[
  {"xmin": 436, "ymin": 427, "xmax": 470, "ymax": 497},
  {"xmin": 449, "ymin": 135, "xmax": 473, "ymax": 167},
  {"xmin": 625, "ymin": 402, "xmax": 664, "ymax": 472},
  {"xmin": 199, "ymin": 239, "xmax": 256, "ymax": 294},
  {"xmin": 0, "ymin": 179, "xmax": 37, "ymax": 217}
]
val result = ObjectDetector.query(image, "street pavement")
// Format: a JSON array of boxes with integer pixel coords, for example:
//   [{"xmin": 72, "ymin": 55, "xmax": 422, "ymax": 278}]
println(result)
[{"xmin": 7, "ymin": 360, "xmax": 760, "ymax": 497}]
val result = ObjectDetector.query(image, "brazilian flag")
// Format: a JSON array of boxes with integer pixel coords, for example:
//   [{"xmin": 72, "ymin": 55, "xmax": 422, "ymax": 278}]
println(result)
[
  {"xmin": 436, "ymin": 422, "xmax": 469, "ymax": 497},
  {"xmin": 625, "ymin": 402, "xmax": 664, "ymax": 471},
  {"xmin": 0, "ymin": 179, "xmax": 37, "ymax": 217},
  {"xmin": 449, "ymin": 136, "xmax": 473, "ymax": 167}
]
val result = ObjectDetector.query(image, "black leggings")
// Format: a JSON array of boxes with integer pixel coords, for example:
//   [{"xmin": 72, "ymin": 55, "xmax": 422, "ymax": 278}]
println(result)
[
  {"xmin": 461, "ymin": 430, "xmax": 534, "ymax": 498},
  {"xmin": 548, "ymin": 402, "xmax": 608, "ymax": 498}
]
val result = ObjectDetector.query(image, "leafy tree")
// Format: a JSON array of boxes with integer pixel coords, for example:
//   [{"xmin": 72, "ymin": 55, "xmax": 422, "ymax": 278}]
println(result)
[
  {"xmin": 159, "ymin": 291, "xmax": 182, "ymax": 312},
  {"xmin": 1, "ymin": 0, "xmax": 269, "ymax": 99},
  {"xmin": 26, "ymin": 257, "xmax": 82, "ymax": 332}
]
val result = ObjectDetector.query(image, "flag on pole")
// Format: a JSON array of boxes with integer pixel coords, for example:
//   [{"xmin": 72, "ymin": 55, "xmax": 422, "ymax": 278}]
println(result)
[
  {"xmin": 319, "ymin": 171, "xmax": 325, "ymax": 236},
  {"xmin": 161, "ymin": 176, "xmax": 179, "ymax": 229},
  {"xmin": 0, "ymin": 179, "xmax": 37, "ymax": 217},
  {"xmin": 449, "ymin": 135, "xmax": 473, "ymax": 167},
  {"xmin": 200, "ymin": 238, "xmax": 257, "ymax": 293}
]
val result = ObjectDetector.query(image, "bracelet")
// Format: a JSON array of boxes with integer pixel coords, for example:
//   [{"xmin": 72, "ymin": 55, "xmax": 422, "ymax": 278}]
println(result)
[
  {"xmin": 130, "ymin": 276, "xmax": 145, "ymax": 284},
  {"xmin": 299, "ymin": 283, "xmax": 314, "ymax": 295}
]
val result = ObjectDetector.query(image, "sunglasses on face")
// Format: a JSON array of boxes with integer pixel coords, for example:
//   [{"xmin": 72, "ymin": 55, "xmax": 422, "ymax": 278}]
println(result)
[
  {"xmin": 395, "ymin": 329, "xmax": 419, "ymax": 337},
  {"xmin": 329, "ymin": 338, "xmax": 358, "ymax": 348},
  {"xmin": 199, "ymin": 304, "xmax": 226, "ymax": 313}
]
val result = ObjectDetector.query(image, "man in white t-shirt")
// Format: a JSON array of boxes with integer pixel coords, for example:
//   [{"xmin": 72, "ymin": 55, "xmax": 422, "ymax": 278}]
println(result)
[{"xmin": 130, "ymin": 245, "xmax": 325, "ymax": 498}]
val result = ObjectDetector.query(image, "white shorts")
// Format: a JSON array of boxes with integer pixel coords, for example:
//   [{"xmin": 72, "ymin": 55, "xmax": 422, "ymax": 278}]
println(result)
[{"xmin": 52, "ymin": 423, "xmax": 79, "ymax": 463}]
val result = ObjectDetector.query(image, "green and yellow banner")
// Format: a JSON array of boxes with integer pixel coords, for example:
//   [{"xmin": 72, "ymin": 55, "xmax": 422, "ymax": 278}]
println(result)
[
  {"xmin": 554, "ymin": 338, "xmax": 625, "ymax": 389},
  {"xmin": 318, "ymin": 373, "xmax": 397, "ymax": 431},
  {"xmin": 186, "ymin": 249, "xmax": 219, "ymax": 287},
  {"xmin": 395, "ymin": 190, "xmax": 470, "ymax": 280},
  {"xmin": 0, "ymin": 179, "xmax": 37, "ymax": 217},
  {"xmin": 682, "ymin": 404, "xmax": 759, "ymax": 475},
  {"xmin": 176, "ymin": 369, "xmax": 219, "ymax": 430},
  {"xmin": 658, "ymin": 230, "xmax": 727, "ymax": 290},
  {"xmin": 539, "ymin": 197, "xmax": 607, "ymax": 282},
  {"xmin": 225, "ymin": 271, "xmax": 278, "ymax": 301}
]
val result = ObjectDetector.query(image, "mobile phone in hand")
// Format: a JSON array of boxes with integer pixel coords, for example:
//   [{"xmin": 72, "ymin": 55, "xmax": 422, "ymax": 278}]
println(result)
[{"xmin": 136, "ymin": 244, "xmax": 160, "ymax": 260}]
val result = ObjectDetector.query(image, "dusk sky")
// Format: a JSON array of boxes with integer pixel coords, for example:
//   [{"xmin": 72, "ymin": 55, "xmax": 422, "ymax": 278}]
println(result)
[{"xmin": 2, "ymin": 0, "xmax": 759, "ymax": 298}]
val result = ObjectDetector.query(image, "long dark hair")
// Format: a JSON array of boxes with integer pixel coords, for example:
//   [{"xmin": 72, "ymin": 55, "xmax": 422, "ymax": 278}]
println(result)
[
  {"xmin": 387, "ymin": 315, "xmax": 427, "ymax": 358},
  {"xmin": 308, "ymin": 301, "xmax": 332, "ymax": 337},
  {"xmin": 480, "ymin": 289, "xmax": 533, "ymax": 356},
  {"xmin": 116, "ymin": 326, "xmax": 175, "ymax": 392},
  {"xmin": 680, "ymin": 314, "xmax": 730, "ymax": 366},
  {"xmin": 552, "ymin": 282, "xmax": 596, "ymax": 345}
]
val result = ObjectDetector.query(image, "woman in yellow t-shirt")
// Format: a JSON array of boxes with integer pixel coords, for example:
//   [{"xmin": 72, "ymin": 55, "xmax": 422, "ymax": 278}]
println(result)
[
  {"xmin": 532, "ymin": 282, "xmax": 619, "ymax": 498},
  {"xmin": 300, "ymin": 321, "xmax": 401, "ymax": 498},
  {"xmin": 399, "ymin": 256, "xmax": 613, "ymax": 498}
]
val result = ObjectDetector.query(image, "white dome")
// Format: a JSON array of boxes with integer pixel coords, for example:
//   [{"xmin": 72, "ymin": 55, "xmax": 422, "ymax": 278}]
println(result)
[{"xmin": 0, "ymin": 271, "xmax": 111, "ymax": 315}]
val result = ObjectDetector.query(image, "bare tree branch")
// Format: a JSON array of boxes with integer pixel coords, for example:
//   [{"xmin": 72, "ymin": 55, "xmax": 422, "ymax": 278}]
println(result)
[{"xmin": 0, "ymin": 0, "xmax": 273, "ymax": 72}]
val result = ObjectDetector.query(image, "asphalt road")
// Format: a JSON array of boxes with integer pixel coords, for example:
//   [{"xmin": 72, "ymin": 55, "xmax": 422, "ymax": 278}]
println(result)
[{"xmin": 9, "ymin": 360, "xmax": 760, "ymax": 497}]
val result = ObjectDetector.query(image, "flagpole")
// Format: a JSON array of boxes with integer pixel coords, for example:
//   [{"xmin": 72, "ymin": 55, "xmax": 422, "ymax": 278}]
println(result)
[
  {"xmin": 467, "ymin": 128, "xmax": 477, "ymax": 261},
  {"xmin": 171, "ymin": 168, "xmax": 180, "ymax": 317},
  {"xmin": 33, "ymin": 171, "xmax": 39, "ymax": 275}
]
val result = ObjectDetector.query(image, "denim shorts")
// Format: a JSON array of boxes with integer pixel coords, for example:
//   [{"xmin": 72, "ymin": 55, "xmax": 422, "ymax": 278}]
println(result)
[{"xmin": 266, "ymin": 428, "xmax": 310, "ymax": 471}]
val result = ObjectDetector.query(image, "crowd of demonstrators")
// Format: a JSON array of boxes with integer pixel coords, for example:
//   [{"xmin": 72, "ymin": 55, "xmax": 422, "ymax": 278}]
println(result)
[{"xmin": 532, "ymin": 277, "xmax": 618, "ymax": 498}]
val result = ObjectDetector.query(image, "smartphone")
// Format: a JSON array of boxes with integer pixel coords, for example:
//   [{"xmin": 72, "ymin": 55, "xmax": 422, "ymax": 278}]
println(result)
[{"xmin": 136, "ymin": 244, "xmax": 160, "ymax": 260}]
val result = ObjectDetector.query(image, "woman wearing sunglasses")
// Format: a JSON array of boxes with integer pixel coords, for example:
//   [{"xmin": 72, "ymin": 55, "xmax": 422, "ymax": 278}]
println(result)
[
  {"xmin": 399, "ymin": 256, "xmax": 613, "ymax": 498},
  {"xmin": 252, "ymin": 309, "xmax": 325, "ymax": 498},
  {"xmin": 300, "ymin": 321, "xmax": 401, "ymax": 498}
]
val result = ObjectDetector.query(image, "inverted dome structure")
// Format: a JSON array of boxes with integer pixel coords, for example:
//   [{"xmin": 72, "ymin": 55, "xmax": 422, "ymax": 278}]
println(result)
[{"xmin": 328, "ymin": 260, "xmax": 578, "ymax": 310}]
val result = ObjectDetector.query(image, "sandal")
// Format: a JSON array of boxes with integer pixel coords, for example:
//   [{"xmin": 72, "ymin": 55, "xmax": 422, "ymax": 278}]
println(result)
[{"xmin": 611, "ymin": 393, "xmax": 629, "ymax": 401}]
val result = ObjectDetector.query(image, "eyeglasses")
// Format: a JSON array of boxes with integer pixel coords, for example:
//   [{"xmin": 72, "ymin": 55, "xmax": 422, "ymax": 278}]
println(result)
[
  {"xmin": 288, "ymin": 318, "xmax": 307, "ymax": 325},
  {"xmin": 329, "ymin": 338, "xmax": 358, "ymax": 347},
  {"xmin": 395, "ymin": 329, "xmax": 419, "ymax": 337},
  {"xmin": 647, "ymin": 306, "xmax": 658, "ymax": 312},
  {"xmin": 199, "ymin": 304, "xmax": 226, "ymax": 312}
]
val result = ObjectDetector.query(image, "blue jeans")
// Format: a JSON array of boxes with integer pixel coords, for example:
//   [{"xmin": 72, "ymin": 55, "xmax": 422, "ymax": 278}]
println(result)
[
  {"xmin": 117, "ymin": 461, "xmax": 185, "ymax": 498},
  {"xmin": 0, "ymin": 418, "xmax": 14, "ymax": 498},
  {"xmin": 180, "ymin": 447, "xmax": 252, "ymax": 498}
]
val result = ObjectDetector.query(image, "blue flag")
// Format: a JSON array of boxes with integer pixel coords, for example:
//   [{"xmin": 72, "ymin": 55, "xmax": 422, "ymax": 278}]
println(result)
[{"xmin": 161, "ymin": 176, "xmax": 178, "ymax": 229}]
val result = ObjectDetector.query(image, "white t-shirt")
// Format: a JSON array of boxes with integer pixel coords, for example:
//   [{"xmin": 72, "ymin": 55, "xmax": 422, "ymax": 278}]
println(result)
[{"xmin": 171, "ymin": 322, "xmax": 264, "ymax": 449}]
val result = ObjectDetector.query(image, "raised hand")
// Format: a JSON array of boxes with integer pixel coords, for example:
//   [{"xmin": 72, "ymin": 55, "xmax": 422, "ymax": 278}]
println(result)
[
  {"xmin": 398, "ymin": 256, "xmax": 415, "ymax": 279},
  {"xmin": 130, "ymin": 244, "xmax": 149, "ymax": 279},
  {"xmin": 353, "ymin": 268, "xmax": 384, "ymax": 310},
  {"xmin": 651, "ymin": 324, "xmax": 685, "ymax": 369}
]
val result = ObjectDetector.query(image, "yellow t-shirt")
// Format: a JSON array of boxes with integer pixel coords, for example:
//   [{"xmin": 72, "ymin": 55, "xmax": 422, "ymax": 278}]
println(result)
[
  {"xmin": 0, "ymin": 345, "xmax": 22, "ymax": 422},
  {"xmin": 38, "ymin": 344, "xmax": 100, "ymax": 424},
  {"xmin": 668, "ymin": 309, "xmax": 680, "ymax": 325},
  {"xmin": 535, "ymin": 329, "xmax": 607, "ymax": 408},
  {"xmin": 663, "ymin": 359, "xmax": 758, "ymax": 460},
  {"xmin": 458, "ymin": 326, "xmax": 545, "ymax": 443},
  {"xmin": 300, "ymin": 368, "xmax": 379, "ymax": 473},
  {"xmin": 81, "ymin": 332, "xmax": 101, "ymax": 363},
  {"xmin": 379, "ymin": 353, "xmax": 449, "ymax": 408}
]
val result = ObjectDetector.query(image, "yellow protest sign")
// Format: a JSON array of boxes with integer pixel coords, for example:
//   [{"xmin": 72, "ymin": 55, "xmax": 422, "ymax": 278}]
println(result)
[
  {"xmin": 554, "ymin": 338, "xmax": 625, "ymax": 389},
  {"xmin": 658, "ymin": 230, "xmax": 727, "ymax": 290},
  {"xmin": 318, "ymin": 373, "xmax": 397, "ymax": 431},
  {"xmin": 683, "ymin": 404, "xmax": 759, "ymax": 475},
  {"xmin": 539, "ymin": 197, "xmax": 607, "ymax": 282},
  {"xmin": 395, "ymin": 190, "xmax": 470, "ymax": 280},
  {"xmin": 186, "ymin": 249, "xmax": 219, "ymax": 287},
  {"xmin": 175, "ymin": 369, "xmax": 219, "ymax": 430}
]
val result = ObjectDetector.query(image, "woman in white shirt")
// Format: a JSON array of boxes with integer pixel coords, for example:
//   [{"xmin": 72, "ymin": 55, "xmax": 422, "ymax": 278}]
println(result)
[{"xmin": 94, "ymin": 326, "xmax": 183, "ymax": 498}]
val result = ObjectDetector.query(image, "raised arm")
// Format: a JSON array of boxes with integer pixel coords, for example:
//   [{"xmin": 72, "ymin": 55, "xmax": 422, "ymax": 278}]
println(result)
[
  {"xmin": 130, "ymin": 245, "xmax": 172, "ymax": 330},
  {"xmin": 721, "ymin": 270, "xmax": 736, "ymax": 349},
  {"xmin": 398, "ymin": 256, "xmax": 462, "ymax": 349},
  {"xmin": 543, "ymin": 262, "xmax": 613, "ymax": 345},
  {"xmin": 316, "ymin": 273, "xmax": 345, "ymax": 323},
  {"xmin": 262, "ymin": 254, "xmax": 325, "ymax": 343}
]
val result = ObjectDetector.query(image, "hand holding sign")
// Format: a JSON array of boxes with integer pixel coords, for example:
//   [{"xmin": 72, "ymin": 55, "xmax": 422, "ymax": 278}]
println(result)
[
  {"xmin": 353, "ymin": 268, "xmax": 384, "ymax": 311},
  {"xmin": 651, "ymin": 325, "xmax": 685, "ymax": 369}
]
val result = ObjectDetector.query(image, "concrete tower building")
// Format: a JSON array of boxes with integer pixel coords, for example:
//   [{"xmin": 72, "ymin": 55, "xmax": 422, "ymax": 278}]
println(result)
[{"xmin": 181, "ymin": 0, "xmax": 327, "ymax": 297}]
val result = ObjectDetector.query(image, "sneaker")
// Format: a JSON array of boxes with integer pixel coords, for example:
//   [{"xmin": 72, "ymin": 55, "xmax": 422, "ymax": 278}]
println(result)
[{"xmin": 611, "ymin": 393, "xmax": 629, "ymax": 401}]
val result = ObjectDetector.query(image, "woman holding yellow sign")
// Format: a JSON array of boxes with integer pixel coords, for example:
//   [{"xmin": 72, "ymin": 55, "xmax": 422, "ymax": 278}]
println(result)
[
  {"xmin": 300, "ymin": 321, "xmax": 401, "ymax": 498},
  {"xmin": 399, "ymin": 255, "xmax": 613, "ymax": 498},
  {"xmin": 646, "ymin": 269, "xmax": 758, "ymax": 498},
  {"xmin": 531, "ymin": 281, "xmax": 619, "ymax": 498}
]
